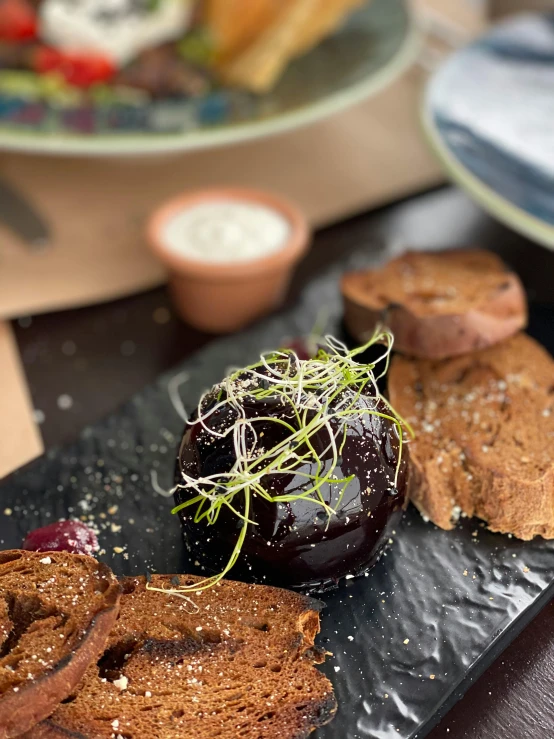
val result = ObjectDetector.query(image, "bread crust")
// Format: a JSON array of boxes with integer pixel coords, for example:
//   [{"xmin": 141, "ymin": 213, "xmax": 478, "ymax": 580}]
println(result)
[
  {"xmin": 0, "ymin": 552, "xmax": 121, "ymax": 739},
  {"xmin": 389, "ymin": 334, "xmax": 554, "ymax": 539},
  {"xmin": 342, "ymin": 249, "xmax": 528, "ymax": 360},
  {"xmin": 25, "ymin": 575, "xmax": 336, "ymax": 739}
]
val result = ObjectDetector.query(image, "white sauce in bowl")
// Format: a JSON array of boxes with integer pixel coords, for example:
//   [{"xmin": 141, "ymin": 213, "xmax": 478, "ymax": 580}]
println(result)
[
  {"xmin": 161, "ymin": 200, "xmax": 292, "ymax": 264},
  {"xmin": 40, "ymin": 0, "xmax": 193, "ymax": 66}
]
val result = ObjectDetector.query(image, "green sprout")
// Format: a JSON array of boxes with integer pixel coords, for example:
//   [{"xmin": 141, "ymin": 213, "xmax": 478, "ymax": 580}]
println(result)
[{"xmin": 148, "ymin": 328, "xmax": 413, "ymax": 597}]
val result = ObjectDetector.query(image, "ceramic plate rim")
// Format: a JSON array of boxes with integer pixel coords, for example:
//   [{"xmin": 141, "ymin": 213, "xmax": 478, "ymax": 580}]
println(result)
[
  {"xmin": 0, "ymin": 2, "xmax": 420, "ymax": 158},
  {"xmin": 422, "ymin": 77, "xmax": 554, "ymax": 253}
]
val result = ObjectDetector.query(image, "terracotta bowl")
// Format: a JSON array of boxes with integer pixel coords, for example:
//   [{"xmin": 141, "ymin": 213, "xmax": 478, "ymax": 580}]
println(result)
[{"xmin": 147, "ymin": 187, "xmax": 310, "ymax": 333}]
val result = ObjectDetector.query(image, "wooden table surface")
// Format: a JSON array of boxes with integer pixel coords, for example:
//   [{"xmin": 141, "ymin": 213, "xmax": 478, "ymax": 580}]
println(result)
[{"xmin": 13, "ymin": 187, "xmax": 554, "ymax": 738}]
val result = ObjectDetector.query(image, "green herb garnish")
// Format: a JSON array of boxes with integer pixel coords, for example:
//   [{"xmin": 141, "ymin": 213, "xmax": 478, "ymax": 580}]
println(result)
[{"xmin": 149, "ymin": 329, "xmax": 412, "ymax": 597}]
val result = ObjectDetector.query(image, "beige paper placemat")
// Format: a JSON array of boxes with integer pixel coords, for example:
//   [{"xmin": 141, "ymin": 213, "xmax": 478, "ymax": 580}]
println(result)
[
  {"xmin": 0, "ymin": 321, "xmax": 43, "ymax": 479},
  {"xmin": 0, "ymin": 65, "xmax": 443, "ymax": 320}
]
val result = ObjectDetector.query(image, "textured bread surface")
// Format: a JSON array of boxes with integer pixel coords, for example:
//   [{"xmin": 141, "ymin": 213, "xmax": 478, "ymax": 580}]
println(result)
[
  {"xmin": 389, "ymin": 333, "xmax": 554, "ymax": 538},
  {"xmin": 342, "ymin": 249, "xmax": 527, "ymax": 360},
  {"xmin": 0, "ymin": 550, "xmax": 120, "ymax": 739},
  {"xmin": 27, "ymin": 574, "xmax": 336, "ymax": 739}
]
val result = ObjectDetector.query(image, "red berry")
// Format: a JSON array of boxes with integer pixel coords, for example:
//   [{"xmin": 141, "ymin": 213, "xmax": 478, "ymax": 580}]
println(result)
[
  {"xmin": 0, "ymin": 0, "xmax": 37, "ymax": 41},
  {"xmin": 22, "ymin": 520, "xmax": 99, "ymax": 556}
]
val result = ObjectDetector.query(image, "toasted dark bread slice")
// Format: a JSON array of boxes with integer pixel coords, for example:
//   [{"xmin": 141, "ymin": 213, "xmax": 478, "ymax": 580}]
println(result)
[
  {"xmin": 26, "ymin": 575, "xmax": 336, "ymax": 739},
  {"xmin": 388, "ymin": 333, "xmax": 554, "ymax": 538},
  {"xmin": 0, "ymin": 550, "xmax": 120, "ymax": 739},
  {"xmin": 342, "ymin": 249, "xmax": 527, "ymax": 360}
]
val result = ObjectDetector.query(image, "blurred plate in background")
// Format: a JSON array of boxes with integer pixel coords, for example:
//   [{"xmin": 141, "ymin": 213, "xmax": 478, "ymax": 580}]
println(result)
[
  {"xmin": 0, "ymin": 0, "xmax": 418, "ymax": 157},
  {"xmin": 423, "ymin": 12, "xmax": 554, "ymax": 251}
]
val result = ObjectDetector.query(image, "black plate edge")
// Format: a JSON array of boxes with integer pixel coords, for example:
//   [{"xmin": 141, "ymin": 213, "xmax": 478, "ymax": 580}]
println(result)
[{"xmin": 414, "ymin": 581, "xmax": 554, "ymax": 738}]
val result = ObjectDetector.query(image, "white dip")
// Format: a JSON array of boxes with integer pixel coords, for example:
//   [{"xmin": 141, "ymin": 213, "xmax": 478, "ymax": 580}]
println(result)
[
  {"xmin": 162, "ymin": 200, "xmax": 292, "ymax": 264},
  {"xmin": 40, "ymin": 0, "xmax": 193, "ymax": 67}
]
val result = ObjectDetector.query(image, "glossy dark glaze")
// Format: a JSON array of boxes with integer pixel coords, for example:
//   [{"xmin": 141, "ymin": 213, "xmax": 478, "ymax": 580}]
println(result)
[{"xmin": 175, "ymin": 388, "xmax": 409, "ymax": 591}]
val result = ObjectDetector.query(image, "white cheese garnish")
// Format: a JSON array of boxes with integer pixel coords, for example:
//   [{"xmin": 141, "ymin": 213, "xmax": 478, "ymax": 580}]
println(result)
[{"xmin": 40, "ymin": 0, "xmax": 194, "ymax": 67}]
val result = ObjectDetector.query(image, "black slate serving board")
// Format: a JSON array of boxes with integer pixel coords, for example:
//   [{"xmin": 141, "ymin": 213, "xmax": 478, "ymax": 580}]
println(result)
[{"xmin": 1, "ymin": 245, "xmax": 553, "ymax": 739}]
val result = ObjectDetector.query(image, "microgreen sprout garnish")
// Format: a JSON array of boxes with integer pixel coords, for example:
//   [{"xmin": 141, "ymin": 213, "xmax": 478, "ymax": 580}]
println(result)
[
  {"xmin": 157, "ymin": 328, "xmax": 412, "ymax": 595},
  {"xmin": 168, "ymin": 371, "xmax": 189, "ymax": 422}
]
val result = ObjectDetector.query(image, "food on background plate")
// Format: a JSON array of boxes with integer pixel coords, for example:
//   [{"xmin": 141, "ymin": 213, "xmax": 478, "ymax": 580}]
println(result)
[
  {"xmin": 211, "ymin": 0, "xmax": 367, "ymax": 92},
  {"xmin": 342, "ymin": 249, "xmax": 527, "ymax": 360},
  {"xmin": 389, "ymin": 333, "xmax": 554, "ymax": 539},
  {"xmin": 26, "ymin": 574, "xmax": 336, "ymax": 739},
  {"xmin": 22, "ymin": 520, "xmax": 99, "ymax": 556},
  {"xmin": 0, "ymin": 550, "xmax": 121, "ymax": 739},
  {"xmin": 173, "ymin": 331, "xmax": 410, "ymax": 592},
  {"xmin": 0, "ymin": 0, "xmax": 367, "ymax": 102}
]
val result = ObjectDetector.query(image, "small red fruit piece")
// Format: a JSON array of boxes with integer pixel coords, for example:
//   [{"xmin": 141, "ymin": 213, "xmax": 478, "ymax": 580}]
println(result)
[
  {"xmin": 285, "ymin": 337, "xmax": 321, "ymax": 361},
  {"xmin": 285, "ymin": 339, "xmax": 311, "ymax": 361},
  {"xmin": 0, "ymin": 0, "xmax": 38, "ymax": 41},
  {"xmin": 34, "ymin": 47, "xmax": 116, "ymax": 88},
  {"xmin": 23, "ymin": 520, "xmax": 99, "ymax": 556}
]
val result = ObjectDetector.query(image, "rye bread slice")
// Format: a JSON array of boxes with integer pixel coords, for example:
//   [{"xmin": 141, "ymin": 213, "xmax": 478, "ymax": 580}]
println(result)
[
  {"xmin": 0, "ymin": 550, "xmax": 120, "ymax": 739},
  {"xmin": 388, "ymin": 333, "xmax": 554, "ymax": 538},
  {"xmin": 342, "ymin": 249, "xmax": 527, "ymax": 360},
  {"xmin": 27, "ymin": 574, "xmax": 336, "ymax": 739}
]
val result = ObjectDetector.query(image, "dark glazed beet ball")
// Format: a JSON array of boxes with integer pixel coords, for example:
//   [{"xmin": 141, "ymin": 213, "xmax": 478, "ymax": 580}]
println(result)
[{"xmin": 174, "ymin": 337, "xmax": 409, "ymax": 592}]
